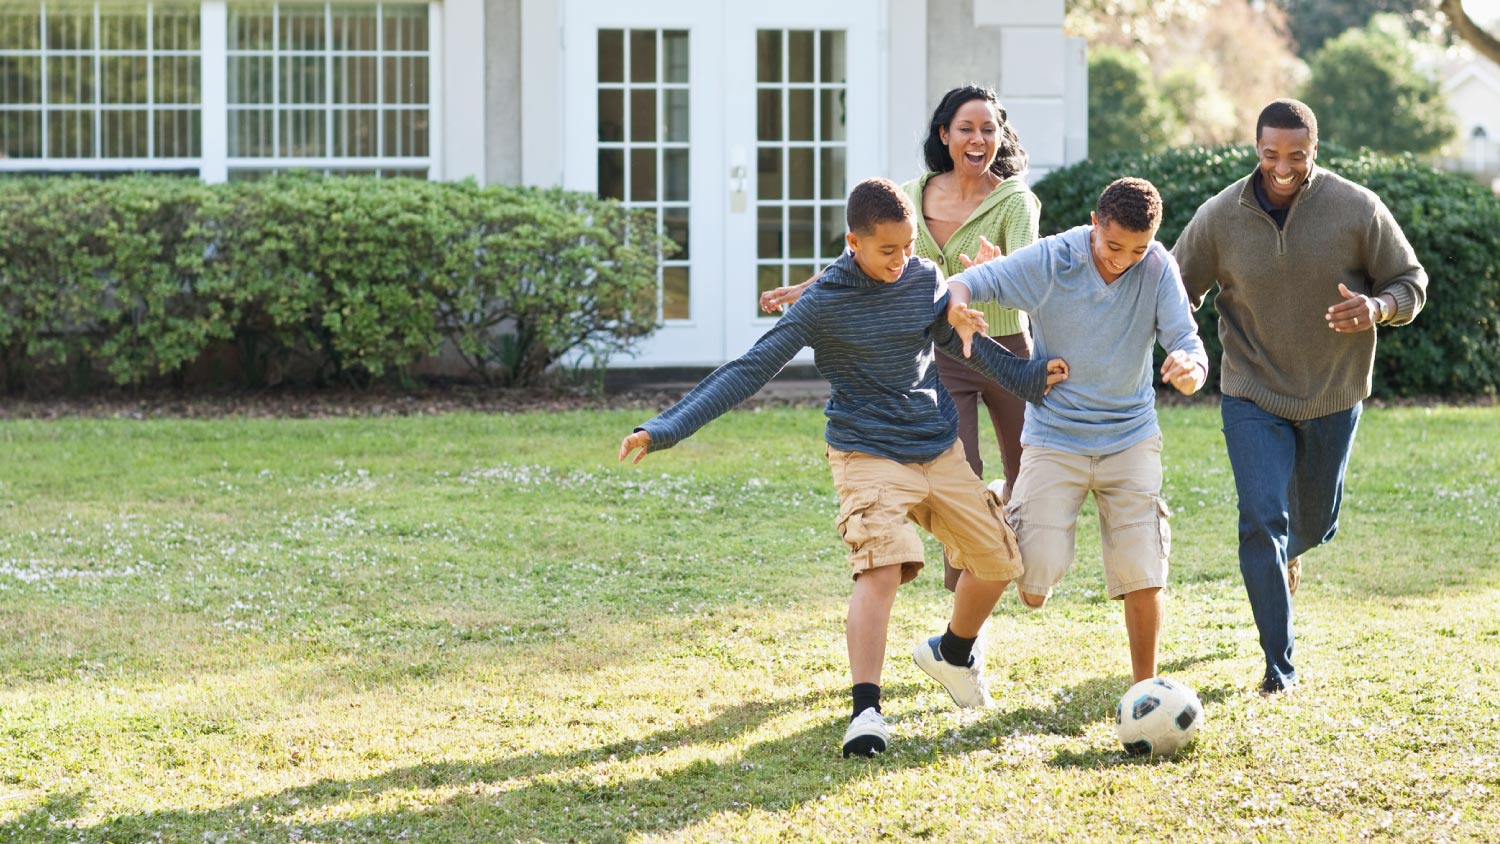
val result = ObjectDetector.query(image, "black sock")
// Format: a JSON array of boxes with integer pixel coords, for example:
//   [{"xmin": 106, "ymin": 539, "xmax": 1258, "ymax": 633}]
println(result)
[
  {"xmin": 851, "ymin": 683, "xmax": 881, "ymax": 720},
  {"xmin": 939, "ymin": 625, "xmax": 977, "ymax": 666}
]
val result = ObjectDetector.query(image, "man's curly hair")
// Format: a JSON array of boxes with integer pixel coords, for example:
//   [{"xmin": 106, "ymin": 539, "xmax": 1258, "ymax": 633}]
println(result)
[{"xmin": 1095, "ymin": 177, "xmax": 1162, "ymax": 233}]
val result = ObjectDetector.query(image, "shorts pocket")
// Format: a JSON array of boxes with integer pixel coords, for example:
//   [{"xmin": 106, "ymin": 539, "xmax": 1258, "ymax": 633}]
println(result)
[
  {"xmin": 836, "ymin": 488, "xmax": 881, "ymax": 552},
  {"xmin": 986, "ymin": 488, "xmax": 1020, "ymax": 560},
  {"xmin": 1154, "ymin": 496, "xmax": 1173, "ymax": 561}
]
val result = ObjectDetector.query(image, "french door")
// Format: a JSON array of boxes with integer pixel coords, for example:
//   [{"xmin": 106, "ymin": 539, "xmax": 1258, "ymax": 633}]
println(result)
[{"xmin": 562, "ymin": 0, "xmax": 882, "ymax": 365}]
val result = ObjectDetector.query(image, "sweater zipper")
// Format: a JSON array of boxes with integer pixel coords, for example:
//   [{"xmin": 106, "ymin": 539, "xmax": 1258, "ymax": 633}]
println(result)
[{"xmin": 1240, "ymin": 198, "xmax": 1289, "ymax": 256}]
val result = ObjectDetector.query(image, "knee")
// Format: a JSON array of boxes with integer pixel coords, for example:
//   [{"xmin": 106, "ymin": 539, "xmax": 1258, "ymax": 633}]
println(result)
[{"xmin": 1019, "ymin": 591, "xmax": 1048, "ymax": 609}]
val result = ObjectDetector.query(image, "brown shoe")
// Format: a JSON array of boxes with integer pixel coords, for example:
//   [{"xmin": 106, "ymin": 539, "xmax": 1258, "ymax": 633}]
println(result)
[{"xmin": 1286, "ymin": 556, "xmax": 1301, "ymax": 596}]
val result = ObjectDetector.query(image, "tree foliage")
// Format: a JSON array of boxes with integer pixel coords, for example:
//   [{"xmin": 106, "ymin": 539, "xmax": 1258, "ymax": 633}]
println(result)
[
  {"xmin": 1070, "ymin": 0, "xmax": 1300, "ymax": 152},
  {"xmin": 1301, "ymin": 16, "xmax": 1457, "ymax": 155},
  {"xmin": 1086, "ymin": 47, "xmax": 1180, "ymax": 157},
  {"xmin": 1275, "ymin": 0, "xmax": 1444, "ymax": 57}
]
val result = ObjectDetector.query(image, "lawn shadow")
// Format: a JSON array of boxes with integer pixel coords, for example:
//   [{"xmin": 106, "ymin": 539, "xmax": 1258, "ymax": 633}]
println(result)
[{"xmin": 27, "ymin": 661, "xmax": 1237, "ymax": 843}]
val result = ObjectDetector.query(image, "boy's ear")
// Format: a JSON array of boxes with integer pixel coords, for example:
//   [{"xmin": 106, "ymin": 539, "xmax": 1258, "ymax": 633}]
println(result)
[
  {"xmin": 1089, "ymin": 211, "xmax": 1098, "ymax": 227},
  {"xmin": 845, "ymin": 231, "xmax": 859, "ymax": 251}
]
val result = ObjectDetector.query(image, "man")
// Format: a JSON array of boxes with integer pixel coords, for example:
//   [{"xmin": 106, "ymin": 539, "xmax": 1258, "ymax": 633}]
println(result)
[{"xmin": 1172, "ymin": 99, "xmax": 1428, "ymax": 695}]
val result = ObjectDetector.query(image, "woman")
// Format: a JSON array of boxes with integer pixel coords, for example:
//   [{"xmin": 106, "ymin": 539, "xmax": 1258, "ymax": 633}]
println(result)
[{"xmin": 760, "ymin": 85, "xmax": 1039, "ymax": 589}]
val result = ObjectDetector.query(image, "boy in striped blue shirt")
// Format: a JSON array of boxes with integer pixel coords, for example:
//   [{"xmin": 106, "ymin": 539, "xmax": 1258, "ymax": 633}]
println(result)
[{"xmin": 619, "ymin": 178, "xmax": 1068, "ymax": 757}]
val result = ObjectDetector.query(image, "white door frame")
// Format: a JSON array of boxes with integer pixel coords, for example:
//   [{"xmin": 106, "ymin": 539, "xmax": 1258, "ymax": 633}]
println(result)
[{"xmin": 559, "ymin": 0, "xmax": 885, "ymax": 367}]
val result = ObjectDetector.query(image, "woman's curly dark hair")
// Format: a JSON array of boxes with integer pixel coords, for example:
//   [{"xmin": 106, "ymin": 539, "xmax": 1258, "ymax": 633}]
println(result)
[{"xmin": 922, "ymin": 84, "xmax": 1029, "ymax": 180}]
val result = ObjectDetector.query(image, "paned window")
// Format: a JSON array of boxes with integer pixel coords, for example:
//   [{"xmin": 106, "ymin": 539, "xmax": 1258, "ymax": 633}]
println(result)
[
  {"xmin": 0, "ymin": 1, "xmax": 202, "ymax": 163},
  {"xmin": 754, "ymin": 29, "xmax": 847, "ymax": 314},
  {"xmin": 226, "ymin": 1, "xmax": 430, "ymax": 178},
  {"xmin": 596, "ymin": 28, "xmax": 691, "ymax": 321}
]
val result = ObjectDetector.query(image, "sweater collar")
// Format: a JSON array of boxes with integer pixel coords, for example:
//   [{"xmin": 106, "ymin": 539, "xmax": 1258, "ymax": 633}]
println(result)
[{"xmin": 1240, "ymin": 162, "xmax": 1324, "ymax": 211}]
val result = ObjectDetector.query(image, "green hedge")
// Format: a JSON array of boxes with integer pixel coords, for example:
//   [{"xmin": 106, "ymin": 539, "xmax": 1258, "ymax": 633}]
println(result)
[
  {"xmin": 0, "ymin": 176, "xmax": 664, "ymax": 391},
  {"xmin": 1032, "ymin": 146, "xmax": 1500, "ymax": 397}
]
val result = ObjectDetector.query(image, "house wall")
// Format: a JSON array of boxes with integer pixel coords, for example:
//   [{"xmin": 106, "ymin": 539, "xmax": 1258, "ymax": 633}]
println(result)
[
  {"xmin": 925, "ymin": 0, "xmax": 1085, "ymax": 181},
  {"xmin": 486, "ymin": 0, "xmax": 523, "ymax": 185},
  {"xmin": 1442, "ymin": 66, "xmax": 1500, "ymax": 180}
]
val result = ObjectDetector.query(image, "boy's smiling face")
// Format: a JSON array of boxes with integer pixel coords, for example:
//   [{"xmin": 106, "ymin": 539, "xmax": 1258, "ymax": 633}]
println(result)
[{"xmin": 846, "ymin": 218, "xmax": 916, "ymax": 283}]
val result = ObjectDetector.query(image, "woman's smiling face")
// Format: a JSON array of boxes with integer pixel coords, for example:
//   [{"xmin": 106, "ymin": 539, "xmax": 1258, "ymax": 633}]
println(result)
[{"xmin": 940, "ymin": 98, "xmax": 1001, "ymax": 178}]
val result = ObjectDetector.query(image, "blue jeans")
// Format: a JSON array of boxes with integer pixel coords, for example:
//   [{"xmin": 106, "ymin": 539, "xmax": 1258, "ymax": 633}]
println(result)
[{"xmin": 1220, "ymin": 395, "xmax": 1362, "ymax": 687}]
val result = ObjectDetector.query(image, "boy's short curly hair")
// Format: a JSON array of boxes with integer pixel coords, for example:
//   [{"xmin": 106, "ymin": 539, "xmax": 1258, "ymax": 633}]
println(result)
[
  {"xmin": 1095, "ymin": 177, "xmax": 1162, "ymax": 233},
  {"xmin": 846, "ymin": 177, "xmax": 914, "ymax": 236}
]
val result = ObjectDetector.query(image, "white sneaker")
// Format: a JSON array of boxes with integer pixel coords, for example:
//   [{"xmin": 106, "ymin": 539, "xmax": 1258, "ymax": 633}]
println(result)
[
  {"xmin": 913, "ymin": 634, "xmax": 994, "ymax": 709},
  {"xmin": 841, "ymin": 707, "xmax": 890, "ymax": 758}
]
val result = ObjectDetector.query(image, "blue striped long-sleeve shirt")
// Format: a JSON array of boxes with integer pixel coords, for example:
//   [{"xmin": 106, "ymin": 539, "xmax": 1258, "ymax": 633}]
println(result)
[{"xmin": 637, "ymin": 250, "xmax": 1052, "ymax": 463}]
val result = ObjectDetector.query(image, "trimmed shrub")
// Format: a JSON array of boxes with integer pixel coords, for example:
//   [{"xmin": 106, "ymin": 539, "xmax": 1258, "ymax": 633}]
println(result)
[
  {"xmin": 1032, "ymin": 145, "xmax": 1500, "ymax": 397},
  {"xmin": 0, "ymin": 176, "xmax": 665, "ymax": 392},
  {"xmin": 0, "ymin": 176, "xmax": 226, "ymax": 390}
]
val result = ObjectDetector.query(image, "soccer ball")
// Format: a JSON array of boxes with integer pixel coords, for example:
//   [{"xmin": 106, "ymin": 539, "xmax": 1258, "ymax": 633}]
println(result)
[{"xmin": 1114, "ymin": 677, "xmax": 1203, "ymax": 757}]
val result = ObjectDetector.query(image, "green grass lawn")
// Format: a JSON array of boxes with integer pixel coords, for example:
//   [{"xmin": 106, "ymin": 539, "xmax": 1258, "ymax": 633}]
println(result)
[{"xmin": 1, "ymin": 403, "xmax": 1498, "ymax": 843}]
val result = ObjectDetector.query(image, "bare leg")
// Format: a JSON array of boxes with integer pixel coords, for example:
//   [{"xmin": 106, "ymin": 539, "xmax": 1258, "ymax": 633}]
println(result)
[
  {"xmin": 847, "ymin": 564, "xmax": 903, "ymax": 684},
  {"xmin": 949, "ymin": 569, "xmax": 1009, "ymax": 638},
  {"xmin": 1123, "ymin": 586, "xmax": 1163, "ymax": 683}
]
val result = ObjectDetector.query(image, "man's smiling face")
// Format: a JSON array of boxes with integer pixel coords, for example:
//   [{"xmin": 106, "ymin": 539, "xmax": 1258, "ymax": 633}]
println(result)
[{"xmin": 1255, "ymin": 125, "xmax": 1317, "ymax": 208}]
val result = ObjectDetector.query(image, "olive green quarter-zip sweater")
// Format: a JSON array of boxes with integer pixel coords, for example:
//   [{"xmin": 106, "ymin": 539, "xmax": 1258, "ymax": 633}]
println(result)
[{"xmin": 1172, "ymin": 165, "xmax": 1427, "ymax": 420}]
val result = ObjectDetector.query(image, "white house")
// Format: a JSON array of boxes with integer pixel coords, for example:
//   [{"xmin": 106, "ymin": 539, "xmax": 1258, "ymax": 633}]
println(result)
[
  {"xmin": 1442, "ymin": 56, "xmax": 1500, "ymax": 187},
  {"xmin": 0, "ymin": 0, "xmax": 1088, "ymax": 369}
]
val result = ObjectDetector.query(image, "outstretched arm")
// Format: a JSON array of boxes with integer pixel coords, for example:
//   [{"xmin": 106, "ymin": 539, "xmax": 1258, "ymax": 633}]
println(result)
[
  {"xmin": 931, "ymin": 294, "xmax": 1062, "ymax": 404},
  {"xmin": 627, "ymin": 303, "xmax": 817, "ymax": 456}
]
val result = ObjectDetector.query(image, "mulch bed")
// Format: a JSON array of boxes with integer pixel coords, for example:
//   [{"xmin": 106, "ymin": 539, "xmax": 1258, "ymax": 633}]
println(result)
[{"xmin": 0, "ymin": 384, "xmax": 1489, "ymax": 420}]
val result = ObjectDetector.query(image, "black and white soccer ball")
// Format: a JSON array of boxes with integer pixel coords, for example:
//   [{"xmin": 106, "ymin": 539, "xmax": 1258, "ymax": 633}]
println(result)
[{"xmin": 1114, "ymin": 677, "xmax": 1203, "ymax": 757}]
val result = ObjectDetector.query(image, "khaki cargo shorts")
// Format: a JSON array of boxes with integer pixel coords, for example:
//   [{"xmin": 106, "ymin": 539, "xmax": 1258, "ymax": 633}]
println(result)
[
  {"xmin": 1008, "ymin": 434, "xmax": 1172, "ymax": 600},
  {"xmin": 826, "ymin": 442, "xmax": 1023, "ymax": 583}
]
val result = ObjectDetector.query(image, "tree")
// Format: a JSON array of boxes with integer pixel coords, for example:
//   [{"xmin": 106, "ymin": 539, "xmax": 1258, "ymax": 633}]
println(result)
[
  {"xmin": 1300, "ymin": 16, "xmax": 1457, "ymax": 154},
  {"xmin": 1276, "ymin": 0, "xmax": 1444, "ymax": 57},
  {"xmin": 1439, "ymin": 0, "xmax": 1500, "ymax": 64},
  {"xmin": 1086, "ymin": 47, "xmax": 1180, "ymax": 157},
  {"xmin": 1069, "ymin": 0, "xmax": 1301, "ymax": 150}
]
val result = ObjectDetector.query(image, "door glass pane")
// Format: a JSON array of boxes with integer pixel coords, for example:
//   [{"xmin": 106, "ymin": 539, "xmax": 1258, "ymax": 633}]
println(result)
[
  {"xmin": 757, "ymin": 147, "xmax": 781, "ymax": 200},
  {"xmin": 598, "ymin": 89, "xmax": 623, "ymax": 142},
  {"xmin": 788, "ymin": 30, "xmax": 814, "ymax": 83},
  {"xmin": 663, "ymin": 148, "xmax": 689, "ymax": 201},
  {"xmin": 596, "ymin": 28, "xmax": 691, "ymax": 322},
  {"xmin": 663, "ymin": 31, "xmax": 689, "ymax": 84},
  {"xmin": 663, "ymin": 207, "xmax": 690, "ymax": 260},
  {"xmin": 662, "ymin": 267, "xmax": 690, "ymax": 320},
  {"xmin": 755, "ymin": 29, "xmax": 848, "ymax": 316},
  {"xmin": 629, "ymin": 88, "xmax": 656, "ymax": 142},
  {"xmin": 629, "ymin": 29, "xmax": 655, "ymax": 83},
  {"xmin": 788, "ymin": 89, "xmax": 813, "ymax": 141},
  {"xmin": 663, "ymin": 89, "xmax": 689, "ymax": 142},
  {"xmin": 629, "ymin": 148, "xmax": 656, "ymax": 202},
  {"xmin": 598, "ymin": 29, "xmax": 623, "ymax": 83},
  {"xmin": 598, "ymin": 148, "xmax": 624, "ymax": 199}
]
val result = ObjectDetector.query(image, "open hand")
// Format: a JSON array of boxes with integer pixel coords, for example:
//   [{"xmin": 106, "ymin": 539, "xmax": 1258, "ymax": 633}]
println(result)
[
  {"xmin": 1325, "ymin": 283, "xmax": 1380, "ymax": 333},
  {"xmin": 947, "ymin": 305, "xmax": 990, "ymax": 357},
  {"xmin": 958, "ymin": 235, "xmax": 1003, "ymax": 269},
  {"xmin": 619, "ymin": 430, "xmax": 652, "ymax": 464}
]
